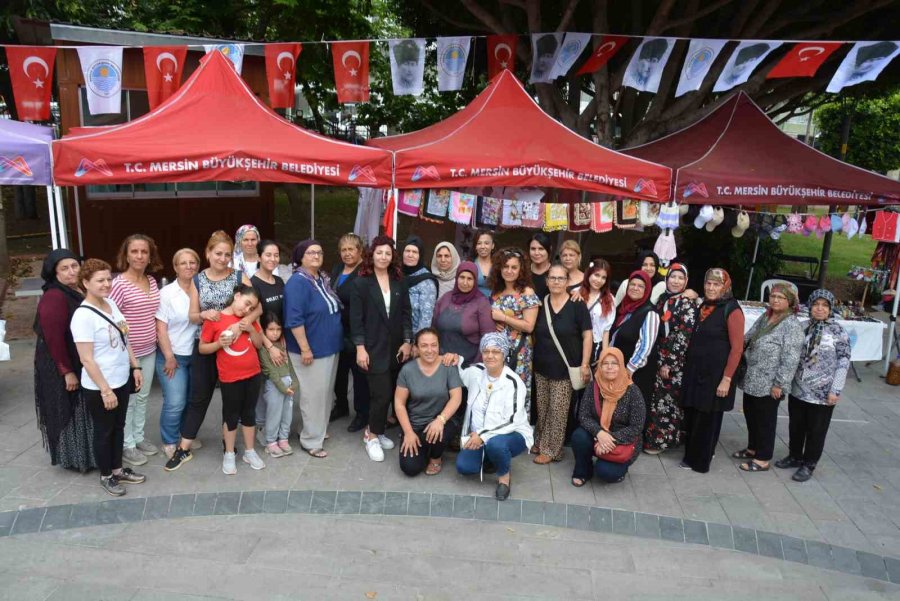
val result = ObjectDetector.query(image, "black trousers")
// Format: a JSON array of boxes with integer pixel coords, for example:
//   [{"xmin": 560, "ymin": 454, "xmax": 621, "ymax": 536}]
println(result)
[
  {"xmin": 788, "ymin": 395, "xmax": 835, "ymax": 466},
  {"xmin": 367, "ymin": 369, "xmax": 398, "ymax": 435},
  {"xmin": 220, "ymin": 374, "xmax": 262, "ymax": 431},
  {"xmin": 180, "ymin": 345, "xmax": 218, "ymax": 440},
  {"xmin": 742, "ymin": 392, "xmax": 782, "ymax": 461},
  {"xmin": 682, "ymin": 407, "xmax": 724, "ymax": 474},
  {"xmin": 333, "ymin": 349, "xmax": 370, "ymax": 418},
  {"xmin": 398, "ymin": 426, "xmax": 452, "ymax": 476},
  {"xmin": 84, "ymin": 385, "xmax": 130, "ymax": 477}
]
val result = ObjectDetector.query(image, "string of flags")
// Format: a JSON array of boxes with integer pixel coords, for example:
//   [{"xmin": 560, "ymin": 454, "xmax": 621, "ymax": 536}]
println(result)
[{"xmin": 3, "ymin": 31, "xmax": 898, "ymax": 120}]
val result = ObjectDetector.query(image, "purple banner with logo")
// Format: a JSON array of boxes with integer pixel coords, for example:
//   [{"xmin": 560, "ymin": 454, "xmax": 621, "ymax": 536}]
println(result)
[{"xmin": 0, "ymin": 119, "xmax": 53, "ymax": 186}]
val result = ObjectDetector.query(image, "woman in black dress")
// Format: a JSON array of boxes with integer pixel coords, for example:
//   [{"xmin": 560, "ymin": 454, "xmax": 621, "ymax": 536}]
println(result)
[
  {"xmin": 679, "ymin": 268, "xmax": 745, "ymax": 473},
  {"xmin": 609, "ymin": 270, "xmax": 660, "ymax": 406}
]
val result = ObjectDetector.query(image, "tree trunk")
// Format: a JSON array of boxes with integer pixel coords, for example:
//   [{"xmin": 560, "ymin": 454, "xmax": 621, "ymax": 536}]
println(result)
[
  {"xmin": 14, "ymin": 187, "xmax": 38, "ymax": 220},
  {"xmin": 0, "ymin": 192, "xmax": 9, "ymax": 278},
  {"xmin": 280, "ymin": 183, "xmax": 305, "ymax": 220}
]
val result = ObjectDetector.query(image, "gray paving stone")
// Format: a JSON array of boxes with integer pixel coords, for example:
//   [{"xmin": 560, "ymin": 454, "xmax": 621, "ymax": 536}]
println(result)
[
  {"xmin": 612, "ymin": 509, "xmax": 635, "ymax": 536},
  {"xmin": 169, "ymin": 494, "xmax": 195, "ymax": 518},
  {"xmin": 566, "ymin": 504, "xmax": 590, "ymax": 531},
  {"xmin": 40, "ymin": 504, "xmax": 72, "ymax": 532},
  {"xmin": 239, "ymin": 491, "xmax": 264, "ymax": 514},
  {"xmin": 857, "ymin": 551, "xmax": 888, "ymax": 581},
  {"xmin": 143, "ymin": 495, "xmax": 171, "ymax": 520},
  {"xmin": 451, "ymin": 495, "xmax": 475, "ymax": 519},
  {"xmin": 708, "ymin": 523, "xmax": 734, "ymax": 549},
  {"xmin": 885, "ymin": 556, "xmax": 900, "ymax": 584},
  {"xmin": 756, "ymin": 530, "xmax": 783, "ymax": 559},
  {"xmin": 659, "ymin": 516, "xmax": 684, "ymax": 542},
  {"xmin": 498, "ymin": 499, "xmax": 521, "ymax": 522},
  {"xmin": 103, "ymin": 498, "xmax": 146, "ymax": 524},
  {"xmin": 336, "ymin": 491, "xmax": 363, "ymax": 515},
  {"xmin": 430, "ymin": 494, "xmax": 452, "ymax": 517},
  {"xmin": 684, "ymin": 519, "xmax": 708, "ymax": 545},
  {"xmin": 781, "ymin": 535, "xmax": 808, "ymax": 564},
  {"xmin": 634, "ymin": 512, "xmax": 660, "ymax": 539},
  {"xmin": 0, "ymin": 510, "xmax": 16, "ymax": 537},
  {"xmin": 214, "ymin": 492, "xmax": 240, "ymax": 515},
  {"xmin": 589, "ymin": 507, "xmax": 612, "ymax": 533},
  {"xmin": 359, "ymin": 491, "xmax": 384, "ymax": 515},
  {"xmin": 11, "ymin": 507, "xmax": 45, "ymax": 534},
  {"xmin": 407, "ymin": 492, "xmax": 430, "ymax": 517},
  {"xmin": 806, "ymin": 540, "xmax": 835, "ymax": 570},
  {"xmin": 831, "ymin": 545, "xmax": 861, "ymax": 575},
  {"xmin": 69, "ymin": 503, "xmax": 104, "ymax": 528},
  {"xmin": 310, "ymin": 490, "xmax": 337, "ymax": 514},
  {"xmin": 544, "ymin": 502, "xmax": 566, "ymax": 528},
  {"xmin": 262, "ymin": 490, "xmax": 288, "ymax": 514},
  {"xmin": 286, "ymin": 490, "xmax": 313, "ymax": 513},
  {"xmin": 474, "ymin": 496, "xmax": 498, "ymax": 521},
  {"xmin": 733, "ymin": 526, "xmax": 758, "ymax": 554},
  {"xmin": 193, "ymin": 492, "xmax": 217, "ymax": 516},
  {"xmin": 384, "ymin": 492, "xmax": 408, "ymax": 516},
  {"xmin": 521, "ymin": 500, "xmax": 543, "ymax": 525}
]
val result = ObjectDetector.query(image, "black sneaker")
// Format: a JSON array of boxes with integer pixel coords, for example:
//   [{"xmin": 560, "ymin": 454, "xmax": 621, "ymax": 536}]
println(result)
[
  {"xmin": 101, "ymin": 475, "xmax": 126, "ymax": 497},
  {"xmin": 775, "ymin": 456, "xmax": 802, "ymax": 469},
  {"xmin": 347, "ymin": 414, "xmax": 367, "ymax": 433},
  {"xmin": 164, "ymin": 448, "xmax": 193, "ymax": 472},
  {"xmin": 116, "ymin": 467, "xmax": 146, "ymax": 484},
  {"xmin": 792, "ymin": 465, "xmax": 814, "ymax": 482}
]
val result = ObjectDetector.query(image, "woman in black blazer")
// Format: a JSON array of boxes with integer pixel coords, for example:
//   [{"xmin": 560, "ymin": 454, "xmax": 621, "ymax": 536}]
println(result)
[
  {"xmin": 330, "ymin": 234, "xmax": 370, "ymax": 432},
  {"xmin": 350, "ymin": 235, "xmax": 413, "ymax": 462}
]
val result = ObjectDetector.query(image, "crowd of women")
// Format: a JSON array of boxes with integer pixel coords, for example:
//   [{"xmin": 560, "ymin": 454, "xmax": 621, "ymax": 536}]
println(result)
[{"xmin": 33, "ymin": 226, "xmax": 852, "ymax": 501}]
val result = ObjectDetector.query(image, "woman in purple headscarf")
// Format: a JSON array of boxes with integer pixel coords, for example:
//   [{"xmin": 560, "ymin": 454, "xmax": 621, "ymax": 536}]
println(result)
[{"xmin": 432, "ymin": 261, "xmax": 496, "ymax": 365}]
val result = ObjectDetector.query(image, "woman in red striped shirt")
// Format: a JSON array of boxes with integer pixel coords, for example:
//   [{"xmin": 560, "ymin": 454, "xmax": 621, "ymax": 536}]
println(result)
[{"xmin": 109, "ymin": 234, "xmax": 162, "ymax": 467}]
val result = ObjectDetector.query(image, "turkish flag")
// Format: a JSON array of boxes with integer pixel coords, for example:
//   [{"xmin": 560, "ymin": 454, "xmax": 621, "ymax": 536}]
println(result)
[
  {"xmin": 332, "ymin": 41, "xmax": 369, "ymax": 103},
  {"xmin": 143, "ymin": 46, "xmax": 187, "ymax": 109},
  {"xmin": 5, "ymin": 46, "xmax": 56, "ymax": 121},
  {"xmin": 383, "ymin": 190, "xmax": 396, "ymax": 239},
  {"xmin": 487, "ymin": 35, "xmax": 518, "ymax": 79},
  {"xmin": 766, "ymin": 42, "xmax": 842, "ymax": 79},
  {"xmin": 265, "ymin": 43, "xmax": 301, "ymax": 109},
  {"xmin": 577, "ymin": 35, "xmax": 628, "ymax": 75}
]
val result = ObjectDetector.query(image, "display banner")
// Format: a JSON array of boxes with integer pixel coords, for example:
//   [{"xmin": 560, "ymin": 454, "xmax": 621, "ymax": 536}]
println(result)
[
  {"xmin": 265, "ymin": 43, "xmax": 301, "ymax": 108},
  {"xmin": 437, "ymin": 36, "xmax": 471, "ymax": 91},
  {"xmin": 549, "ymin": 32, "xmax": 591, "ymax": 78},
  {"xmin": 766, "ymin": 42, "xmax": 842, "ymax": 79},
  {"xmin": 529, "ymin": 33, "xmax": 563, "ymax": 83},
  {"xmin": 713, "ymin": 40, "xmax": 781, "ymax": 92},
  {"xmin": 389, "ymin": 38, "xmax": 426, "ymax": 96},
  {"xmin": 622, "ymin": 37, "xmax": 676, "ymax": 93},
  {"xmin": 826, "ymin": 41, "xmax": 900, "ymax": 93},
  {"xmin": 675, "ymin": 39, "xmax": 727, "ymax": 97},
  {"xmin": 204, "ymin": 43, "xmax": 245, "ymax": 74},
  {"xmin": 5, "ymin": 46, "xmax": 56, "ymax": 121},
  {"xmin": 77, "ymin": 46, "xmax": 123, "ymax": 115},
  {"xmin": 143, "ymin": 46, "xmax": 188, "ymax": 109},
  {"xmin": 487, "ymin": 35, "xmax": 518, "ymax": 78},
  {"xmin": 577, "ymin": 35, "xmax": 628, "ymax": 75},
  {"xmin": 332, "ymin": 41, "xmax": 370, "ymax": 103}
]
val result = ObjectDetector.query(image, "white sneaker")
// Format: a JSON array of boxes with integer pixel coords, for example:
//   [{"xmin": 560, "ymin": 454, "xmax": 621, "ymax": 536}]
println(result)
[
  {"xmin": 377, "ymin": 435, "xmax": 395, "ymax": 450},
  {"xmin": 222, "ymin": 451, "xmax": 237, "ymax": 475},
  {"xmin": 243, "ymin": 449, "xmax": 266, "ymax": 470},
  {"xmin": 192, "ymin": 439, "xmax": 203, "ymax": 450},
  {"xmin": 365, "ymin": 436, "xmax": 384, "ymax": 462}
]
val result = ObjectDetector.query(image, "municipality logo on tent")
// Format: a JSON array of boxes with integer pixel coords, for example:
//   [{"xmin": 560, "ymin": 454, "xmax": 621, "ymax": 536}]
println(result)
[
  {"xmin": 683, "ymin": 182, "xmax": 709, "ymax": 198},
  {"xmin": 87, "ymin": 59, "xmax": 122, "ymax": 98},
  {"xmin": 348, "ymin": 165, "xmax": 377, "ymax": 185},
  {"xmin": 0, "ymin": 155, "xmax": 33, "ymax": 177},
  {"xmin": 633, "ymin": 178, "xmax": 658, "ymax": 197},
  {"xmin": 75, "ymin": 158, "xmax": 113, "ymax": 177},
  {"xmin": 412, "ymin": 165, "xmax": 440, "ymax": 182}
]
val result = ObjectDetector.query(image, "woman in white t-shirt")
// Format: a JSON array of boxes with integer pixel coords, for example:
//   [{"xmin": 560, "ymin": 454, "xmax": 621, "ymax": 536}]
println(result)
[
  {"xmin": 156, "ymin": 249, "xmax": 201, "ymax": 459},
  {"xmin": 70, "ymin": 259, "xmax": 146, "ymax": 497}
]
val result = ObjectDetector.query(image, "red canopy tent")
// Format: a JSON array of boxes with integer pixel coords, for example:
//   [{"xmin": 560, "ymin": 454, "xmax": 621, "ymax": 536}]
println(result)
[
  {"xmin": 624, "ymin": 91, "xmax": 900, "ymax": 206},
  {"xmin": 368, "ymin": 70, "xmax": 671, "ymax": 202},
  {"xmin": 52, "ymin": 50, "xmax": 392, "ymax": 188}
]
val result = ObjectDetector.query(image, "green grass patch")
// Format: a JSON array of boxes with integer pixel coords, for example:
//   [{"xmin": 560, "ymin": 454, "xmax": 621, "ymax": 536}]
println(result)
[{"xmin": 778, "ymin": 232, "xmax": 875, "ymax": 279}]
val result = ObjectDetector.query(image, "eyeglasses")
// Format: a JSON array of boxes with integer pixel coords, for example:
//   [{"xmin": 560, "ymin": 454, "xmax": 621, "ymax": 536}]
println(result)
[
  {"xmin": 305, "ymin": 250, "xmax": 324, "ymax": 257},
  {"xmin": 769, "ymin": 294, "xmax": 787, "ymax": 301},
  {"xmin": 482, "ymin": 348, "xmax": 504, "ymax": 356},
  {"xmin": 600, "ymin": 361, "xmax": 619, "ymax": 368},
  {"xmin": 502, "ymin": 249, "xmax": 523, "ymax": 258},
  {"xmin": 547, "ymin": 276, "xmax": 567, "ymax": 282}
]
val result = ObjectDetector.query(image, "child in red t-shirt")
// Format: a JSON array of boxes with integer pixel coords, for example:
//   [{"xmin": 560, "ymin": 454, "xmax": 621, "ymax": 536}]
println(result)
[{"xmin": 200, "ymin": 284, "xmax": 266, "ymax": 475}]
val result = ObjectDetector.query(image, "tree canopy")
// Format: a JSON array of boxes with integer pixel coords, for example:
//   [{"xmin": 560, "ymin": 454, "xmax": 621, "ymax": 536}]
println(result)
[{"xmin": 815, "ymin": 90, "xmax": 900, "ymax": 173}]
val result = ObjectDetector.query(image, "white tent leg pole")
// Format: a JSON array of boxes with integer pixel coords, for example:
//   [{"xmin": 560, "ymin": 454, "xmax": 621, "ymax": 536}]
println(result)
[
  {"xmin": 46, "ymin": 185, "xmax": 59, "ymax": 250},
  {"xmin": 884, "ymin": 290, "xmax": 899, "ymax": 375},
  {"xmin": 392, "ymin": 188, "xmax": 399, "ymax": 243},
  {"xmin": 745, "ymin": 234, "xmax": 761, "ymax": 300},
  {"xmin": 310, "ymin": 183, "xmax": 315, "ymax": 239},
  {"xmin": 54, "ymin": 186, "xmax": 68, "ymax": 248},
  {"xmin": 74, "ymin": 187, "xmax": 84, "ymax": 256}
]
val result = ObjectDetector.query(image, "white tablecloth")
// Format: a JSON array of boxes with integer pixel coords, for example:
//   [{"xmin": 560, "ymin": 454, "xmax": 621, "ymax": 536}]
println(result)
[{"xmin": 740, "ymin": 304, "xmax": 885, "ymax": 362}]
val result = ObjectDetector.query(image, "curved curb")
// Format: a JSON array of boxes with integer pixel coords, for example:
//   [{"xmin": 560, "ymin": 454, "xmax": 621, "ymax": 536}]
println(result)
[{"xmin": 1, "ymin": 489, "xmax": 897, "ymax": 583}]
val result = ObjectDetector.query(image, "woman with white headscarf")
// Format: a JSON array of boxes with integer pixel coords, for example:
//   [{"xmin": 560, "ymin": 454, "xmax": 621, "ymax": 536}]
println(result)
[
  {"xmin": 231, "ymin": 225, "xmax": 261, "ymax": 279},
  {"xmin": 430, "ymin": 242, "xmax": 461, "ymax": 301}
]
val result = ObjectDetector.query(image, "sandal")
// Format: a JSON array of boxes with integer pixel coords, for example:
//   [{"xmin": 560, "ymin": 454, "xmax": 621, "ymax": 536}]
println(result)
[
  {"xmin": 533, "ymin": 454, "xmax": 552, "ymax": 465},
  {"xmin": 571, "ymin": 477, "xmax": 586, "ymax": 488},
  {"xmin": 529, "ymin": 445, "xmax": 539, "ymax": 455},
  {"xmin": 425, "ymin": 460, "xmax": 443, "ymax": 476},
  {"xmin": 731, "ymin": 448, "xmax": 756, "ymax": 459},
  {"xmin": 303, "ymin": 447, "xmax": 328, "ymax": 459},
  {"xmin": 740, "ymin": 460, "xmax": 769, "ymax": 472}
]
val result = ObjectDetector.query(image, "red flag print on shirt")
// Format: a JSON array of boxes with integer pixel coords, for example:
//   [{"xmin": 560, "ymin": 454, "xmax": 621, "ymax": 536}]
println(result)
[
  {"xmin": 265, "ymin": 43, "xmax": 301, "ymax": 109},
  {"xmin": 577, "ymin": 36, "xmax": 628, "ymax": 75},
  {"xmin": 332, "ymin": 41, "xmax": 370, "ymax": 103},
  {"xmin": 766, "ymin": 42, "xmax": 842, "ymax": 79},
  {"xmin": 5, "ymin": 46, "xmax": 56, "ymax": 121},
  {"xmin": 143, "ymin": 46, "xmax": 187, "ymax": 110},
  {"xmin": 487, "ymin": 35, "xmax": 518, "ymax": 79}
]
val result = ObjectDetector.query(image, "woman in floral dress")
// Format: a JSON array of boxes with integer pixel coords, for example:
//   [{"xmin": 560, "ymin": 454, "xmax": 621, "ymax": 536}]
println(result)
[
  {"xmin": 645, "ymin": 263, "xmax": 697, "ymax": 454},
  {"xmin": 490, "ymin": 248, "xmax": 540, "ymax": 407}
]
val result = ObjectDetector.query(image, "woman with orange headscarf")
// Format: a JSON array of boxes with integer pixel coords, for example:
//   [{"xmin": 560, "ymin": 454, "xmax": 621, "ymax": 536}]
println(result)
[{"xmin": 570, "ymin": 348, "xmax": 646, "ymax": 486}]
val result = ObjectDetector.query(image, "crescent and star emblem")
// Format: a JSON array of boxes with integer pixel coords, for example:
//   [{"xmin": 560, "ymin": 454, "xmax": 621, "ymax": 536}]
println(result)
[
  {"xmin": 276, "ymin": 51, "xmax": 295, "ymax": 80},
  {"xmin": 23, "ymin": 56, "xmax": 50, "ymax": 89},
  {"xmin": 222, "ymin": 344, "xmax": 249, "ymax": 357},
  {"xmin": 595, "ymin": 41, "xmax": 617, "ymax": 56},
  {"xmin": 342, "ymin": 50, "xmax": 362, "ymax": 77},
  {"xmin": 156, "ymin": 52, "xmax": 178, "ymax": 83},
  {"xmin": 494, "ymin": 43, "xmax": 512, "ymax": 68},
  {"xmin": 798, "ymin": 46, "xmax": 825, "ymax": 62}
]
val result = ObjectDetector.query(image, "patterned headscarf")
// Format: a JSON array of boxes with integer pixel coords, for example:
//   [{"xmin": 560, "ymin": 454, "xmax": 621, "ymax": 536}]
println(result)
[
  {"xmin": 593, "ymin": 347, "xmax": 633, "ymax": 431},
  {"xmin": 659, "ymin": 263, "xmax": 688, "ymax": 337},
  {"xmin": 232, "ymin": 224, "xmax": 260, "ymax": 272},
  {"xmin": 805, "ymin": 288, "xmax": 836, "ymax": 358},
  {"xmin": 699, "ymin": 268, "xmax": 733, "ymax": 321},
  {"xmin": 767, "ymin": 282, "xmax": 799, "ymax": 316},
  {"xmin": 480, "ymin": 332, "xmax": 510, "ymax": 358},
  {"xmin": 614, "ymin": 270, "xmax": 652, "ymax": 329}
]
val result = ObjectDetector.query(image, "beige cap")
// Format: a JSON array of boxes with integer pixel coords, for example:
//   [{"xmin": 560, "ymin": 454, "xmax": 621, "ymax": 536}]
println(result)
[{"xmin": 705, "ymin": 207, "xmax": 725, "ymax": 232}]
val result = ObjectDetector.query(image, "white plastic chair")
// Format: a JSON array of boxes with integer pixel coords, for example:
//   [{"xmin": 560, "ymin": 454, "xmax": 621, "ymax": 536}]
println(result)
[{"xmin": 759, "ymin": 279, "xmax": 796, "ymax": 302}]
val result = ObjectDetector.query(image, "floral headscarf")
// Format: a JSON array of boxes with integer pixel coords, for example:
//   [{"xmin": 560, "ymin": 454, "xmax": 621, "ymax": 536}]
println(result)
[
  {"xmin": 699, "ymin": 268, "xmax": 732, "ymax": 321},
  {"xmin": 232, "ymin": 224, "xmax": 260, "ymax": 272}
]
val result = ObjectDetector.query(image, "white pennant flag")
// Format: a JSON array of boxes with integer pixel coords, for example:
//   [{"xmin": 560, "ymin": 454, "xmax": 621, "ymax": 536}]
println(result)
[
  {"xmin": 389, "ymin": 38, "xmax": 426, "ymax": 96},
  {"xmin": 550, "ymin": 32, "xmax": 592, "ymax": 78},
  {"xmin": 204, "ymin": 43, "xmax": 245, "ymax": 74},
  {"xmin": 675, "ymin": 39, "xmax": 728, "ymax": 97},
  {"xmin": 77, "ymin": 46, "xmax": 124, "ymax": 115},
  {"xmin": 713, "ymin": 40, "xmax": 781, "ymax": 92},
  {"xmin": 826, "ymin": 41, "xmax": 900, "ymax": 93},
  {"xmin": 622, "ymin": 37, "xmax": 676, "ymax": 93},
  {"xmin": 437, "ymin": 36, "xmax": 471, "ymax": 91},
  {"xmin": 530, "ymin": 33, "xmax": 563, "ymax": 83}
]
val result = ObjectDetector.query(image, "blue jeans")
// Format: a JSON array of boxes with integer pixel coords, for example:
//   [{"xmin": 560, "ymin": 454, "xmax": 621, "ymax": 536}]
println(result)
[
  {"xmin": 457, "ymin": 432, "xmax": 526, "ymax": 477},
  {"xmin": 156, "ymin": 352, "xmax": 192, "ymax": 445},
  {"xmin": 571, "ymin": 426, "xmax": 629, "ymax": 483},
  {"xmin": 263, "ymin": 377, "xmax": 294, "ymax": 444}
]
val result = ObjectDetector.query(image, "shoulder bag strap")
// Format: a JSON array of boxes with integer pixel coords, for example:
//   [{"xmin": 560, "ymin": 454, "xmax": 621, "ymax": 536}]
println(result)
[
  {"xmin": 76, "ymin": 305, "xmax": 127, "ymax": 346},
  {"xmin": 544, "ymin": 298, "xmax": 570, "ymax": 368}
]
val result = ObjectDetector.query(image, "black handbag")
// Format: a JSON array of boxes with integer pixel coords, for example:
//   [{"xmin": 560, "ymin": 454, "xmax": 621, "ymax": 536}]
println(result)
[{"xmin": 76, "ymin": 305, "xmax": 139, "ymax": 394}]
